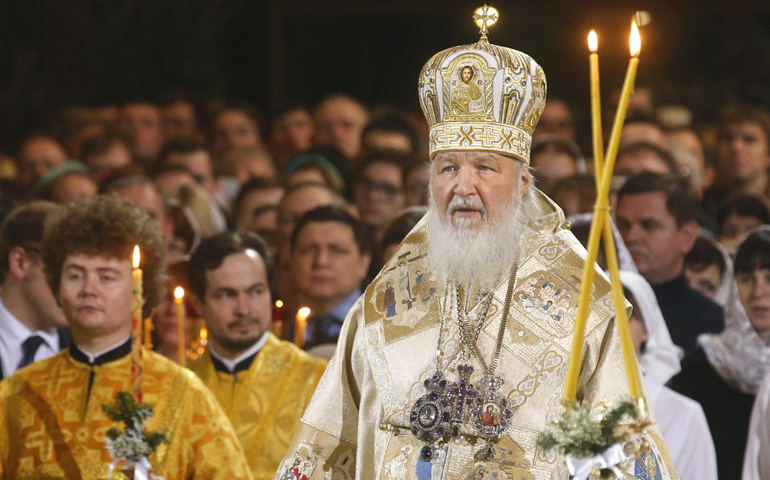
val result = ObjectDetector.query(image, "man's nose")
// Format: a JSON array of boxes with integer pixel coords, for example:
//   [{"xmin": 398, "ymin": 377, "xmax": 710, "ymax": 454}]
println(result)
[
  {"xmin": 80, "ymin": 274, "xmax": 99, "ymax": 297},
  {"xmin": 453, "ymin": 167, "xmax": 478, "ymax": 196},
  {"xmin": 234, "ymin": 294, "xmax": 252, "ymax": 316},
  {"xmin": 621, "ymin": 223, "xmax": 642, "ymax": 244}
]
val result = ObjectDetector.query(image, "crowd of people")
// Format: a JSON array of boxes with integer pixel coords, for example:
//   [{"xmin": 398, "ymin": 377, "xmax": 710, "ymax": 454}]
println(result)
[{"xmin": 0, "ymin": 75, "xmax": 769, "ymax": 479}]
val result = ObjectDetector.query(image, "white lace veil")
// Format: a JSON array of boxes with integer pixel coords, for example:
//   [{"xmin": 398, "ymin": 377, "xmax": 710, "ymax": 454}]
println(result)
[{"xmin": 699, "ymin": 226, "xmax": 770, "ymax": 394}]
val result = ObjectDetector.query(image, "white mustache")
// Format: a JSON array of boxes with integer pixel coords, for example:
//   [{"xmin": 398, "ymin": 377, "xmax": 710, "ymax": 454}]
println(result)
[{"xmin": 448, "ymin": 196, "xmax": 487, "ymax": 218}]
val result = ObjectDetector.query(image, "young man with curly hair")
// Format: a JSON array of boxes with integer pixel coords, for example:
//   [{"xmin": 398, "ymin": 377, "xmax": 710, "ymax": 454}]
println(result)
[{"xmin": 0, "ymin": 195, "xmax": 252, "ymax": 480}]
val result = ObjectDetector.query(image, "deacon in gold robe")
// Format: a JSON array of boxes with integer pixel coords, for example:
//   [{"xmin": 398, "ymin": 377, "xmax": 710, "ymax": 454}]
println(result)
[
  {"xmin": 185, "ymin": 232, "xmax": 327, "ymax": 480},
  {"xmin": 0, "ymin": 195, "xmax": 252, "ymax": 480},
  {"xmin": 276, "ymin": 20, "xmax": 678, "ymax": 480}
]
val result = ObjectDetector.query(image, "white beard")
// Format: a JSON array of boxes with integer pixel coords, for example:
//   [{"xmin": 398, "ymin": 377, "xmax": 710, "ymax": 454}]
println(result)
[{"xmin": 426, "ymin": 187, "xmax": 525, "ymax": 289}]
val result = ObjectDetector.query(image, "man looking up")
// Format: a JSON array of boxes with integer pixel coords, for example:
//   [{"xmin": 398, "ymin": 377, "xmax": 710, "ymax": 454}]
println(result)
[
  {"xmin": 617, "ymin": 172, "xmax": 724, "ymax": 352},
  {"xmin": 290, "ymin": 206, "xmax": 371, "ymax": 356},
  {"xmin": 0, "ymin": 195, "xmax": 252, "ymax": 479},
  {"xmin": 0, "ymin": 201, "xmax": 67, "ymax": 380},
  {"xmin": 277, "ymin": 23, "xmax": 676, "ymax": 480},
  {"xmin": 186, "ymin": 232, "xmax": 327, "ymax": 479}
]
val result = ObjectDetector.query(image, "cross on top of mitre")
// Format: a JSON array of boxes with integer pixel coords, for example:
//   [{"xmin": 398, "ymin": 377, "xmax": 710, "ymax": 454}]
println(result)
[{"xmin": 473, "ymin": 5, "xmax": 499, "ymax": 43}]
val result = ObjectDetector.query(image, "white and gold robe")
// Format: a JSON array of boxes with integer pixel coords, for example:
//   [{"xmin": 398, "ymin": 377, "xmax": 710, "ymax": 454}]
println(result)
[{"xmin": 276, "ymin": 191, "xmax": 678, "ymax": 480}]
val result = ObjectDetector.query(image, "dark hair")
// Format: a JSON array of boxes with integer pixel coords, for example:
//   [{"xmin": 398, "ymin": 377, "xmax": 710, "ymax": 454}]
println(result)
[
  {"xmin": 233, "ymin": 177, "xmax": 283, "ymax": 220},
  {"xmin": 719, "ymin": 103, "xmax": 770, "ymax": 148},
  {"xmin": 362, "ymin": 114, "xmax": 422, "ymax": 154},
  {"xmin": 717, "ymin": 194, "xmax": 770, "ymax": 231},
  {"xmin": 187, "ymin": 231, "xmax": 274, "ymax": 301},
  {"xmin": 355, "ymin": 149, "xmax": 411, "ymax": 186},
  {"xmin": 615, "ymin": 141, "xmax": 678, "ymax": 174},
  {"xmin": 41, "ymin": 194, "xmax": 167, "ymax": 318},
  {"xmin": 156, "ymin": 89, "xmax": 203, "ymax": 127},
  {"xmin": 290, "ymin": 205, "xmax": 371, "ymax": 255},
  {"xmin": 617, "ymin": 173, "xmax": 700, "ymax": 226},
  {"xmin": 80, "ymin": 130, "xmax": 133, "ymax": 164},
  {"xmin": 685, "ymin": 237, "xmax": 727, "ymax": 277},
  {"xmin": 211, "ymin": 100, "xmax": 266, "ymax": 145},
  {"xmin": 734, "ymin": 228, "xmax": 770, "ymax": 275},
  {"xmin": 160, "ymin": 135, "xmax": 209, "ymax": 165},
  {"xmin": 269, "ymin": 104, "xmax": 311, "ymax": 131},
  {"xmin": 0, "ymin": 201, "xmax": 62, "ymax": 281},
  {"xmin": 531, "ymin": 137, "xmax": 579, "ymax": 162}
]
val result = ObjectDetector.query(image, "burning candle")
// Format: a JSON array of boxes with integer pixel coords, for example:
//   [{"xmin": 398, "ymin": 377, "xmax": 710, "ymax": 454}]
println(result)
[
  {"xmin": 131, "ymin": 245, "xmax": 143, "ymax": 402},
  {"xmin": 294, "ymin": 307, "xmax": 311, "ymax": 348},
  {"xmin": 603, "ymin": 20, "xmax": 641, "ymax": 175},
  {"xmin": 588, "ymin": 30, "xmax": 604, "ymax": 177},
  {"xmin": 175, "ymin": 287, "xmax": 185, "ymax": 365},
  {"xmin": 564, "ymin": 20, "xmax": 643, "ymax": 404}
]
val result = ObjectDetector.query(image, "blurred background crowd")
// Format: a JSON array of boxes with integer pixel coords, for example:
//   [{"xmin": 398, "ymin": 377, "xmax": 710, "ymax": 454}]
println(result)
[{"xmin": 2, "ymin": 2, "xmax": 770, "ymax": 478}]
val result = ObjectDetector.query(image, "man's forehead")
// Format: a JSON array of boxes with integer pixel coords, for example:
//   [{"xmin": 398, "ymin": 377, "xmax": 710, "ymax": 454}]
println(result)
[
  {"xmin": 618, "ymin": 191, "xmax": 673, "ymax": 218},
  {"xmin": 63, "ymin": 253, "xmax": 130, "ymax": 269}
]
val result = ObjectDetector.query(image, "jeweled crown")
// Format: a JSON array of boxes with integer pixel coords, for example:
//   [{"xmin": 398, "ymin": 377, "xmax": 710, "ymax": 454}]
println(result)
[{"xmin": 418, "ymin": 6, "xmax": 547, "ymax": 164}]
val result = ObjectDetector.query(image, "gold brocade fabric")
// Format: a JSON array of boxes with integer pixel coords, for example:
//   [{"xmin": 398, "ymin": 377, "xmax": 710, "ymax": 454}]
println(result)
[
  {"xmin": 0, "ymin": 347, "xmax": 253, "ymax": 480},
  {"xmin": 274, "ymin": 190, "xmax": 679, "ymax": 480},
  {"xmin": 187, "ymin": 334, "xmax": 327, "ymax": 480}
]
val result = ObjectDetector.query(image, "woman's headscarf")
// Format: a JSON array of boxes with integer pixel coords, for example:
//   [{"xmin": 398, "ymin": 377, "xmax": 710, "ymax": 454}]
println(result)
[
  {"xmin": 699, "ymin": 226, "xmax": 770, "ymax": 394},
  {"xmin": 620, "ymin": 271, "xmax": 683, "ymax": 384}
]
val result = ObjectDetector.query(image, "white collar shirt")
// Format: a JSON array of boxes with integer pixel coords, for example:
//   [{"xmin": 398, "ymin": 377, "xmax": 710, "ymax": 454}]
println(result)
[{"xmin": 0, "ymin": 295, "xmax": 59, "ymax": 378}]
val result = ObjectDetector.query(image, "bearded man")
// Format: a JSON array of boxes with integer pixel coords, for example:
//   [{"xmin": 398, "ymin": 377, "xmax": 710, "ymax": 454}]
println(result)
[{"xmin": 275, "ymin": 18, "xmax": 677, "ymax": 480}]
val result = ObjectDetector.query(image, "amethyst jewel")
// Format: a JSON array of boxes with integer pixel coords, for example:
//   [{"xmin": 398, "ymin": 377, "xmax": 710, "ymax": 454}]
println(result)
[{"xmin": 409, "ymin": 372, "xmax": 455, "ymax": 462}]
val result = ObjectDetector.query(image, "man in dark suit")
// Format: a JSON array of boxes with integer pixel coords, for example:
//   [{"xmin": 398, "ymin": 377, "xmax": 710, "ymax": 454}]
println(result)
[
  {"xmin": 0, "ymin": 201, "xmax": 69, "ymax": 380},
  {"xmin": 617, "ymin": 173, "xmax": 724, "ymax": 352}
]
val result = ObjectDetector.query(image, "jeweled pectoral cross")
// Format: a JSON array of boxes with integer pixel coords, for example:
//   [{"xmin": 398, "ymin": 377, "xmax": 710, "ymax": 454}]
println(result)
[
  {"xmin": 449, "ymin": 364, "xmax": 478, "ymax": 427},
  {"xmin": 473, "ymin": 5, "xmax": 499, "ymax": 43}
]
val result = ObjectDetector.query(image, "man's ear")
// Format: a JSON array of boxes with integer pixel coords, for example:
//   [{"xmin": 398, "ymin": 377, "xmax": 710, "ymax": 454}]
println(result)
[
  {"xmin": 678, "ymin": 221, "xmax": 699, "ymax": 254},
  {"xmin": 519, "ymin": 164, "xmax": 532, "ymax": 197},
  {"xmin": 7, "ymin": 246, "xmax": 31, "ymax": 281}
]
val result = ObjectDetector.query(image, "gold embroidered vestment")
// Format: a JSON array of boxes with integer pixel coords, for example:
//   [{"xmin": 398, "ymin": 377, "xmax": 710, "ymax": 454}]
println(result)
[
  {"xmin": 275, "ymin": 191, "xmax": 678, "ymax": 480},
  {"xmin": 0, "ymin": 347, "xmax": 252, "ymax": 480},
  {"xmin": 188, "ymin": 333, "xmax": 327, "ymax": 480}
]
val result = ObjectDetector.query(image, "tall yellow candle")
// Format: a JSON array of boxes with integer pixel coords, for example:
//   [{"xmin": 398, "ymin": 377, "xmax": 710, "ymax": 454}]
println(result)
[
  {"xmin": 174, "ymin": 287, "xmax": 185, "ymax": 365},
  {"xmin": 294, "ymin": 307, "xmax": 310, "ymax": 348},
  {"xmin": 564, "ymin": 20, "xmax": 642, "ymax": 404},
  {"xmin": 603, "ymin": 20, "xmax": 641, "ymax": 175},
  {"xmin": 601, "ymin": 214, "xmax": 643, "ymax": 399},
  {"xmin": 131, "ymin": 245, "xmax": 143, "ymax": 402},
  {"xmin": 588, "ymin": 30, "xmax": 605, "ymax": 179}
]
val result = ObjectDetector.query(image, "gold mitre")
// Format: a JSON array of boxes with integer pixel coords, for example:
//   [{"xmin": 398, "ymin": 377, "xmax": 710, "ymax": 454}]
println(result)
[{"xmin": 418, "ymin": 5, "xmax": 547, "ymax": 164}]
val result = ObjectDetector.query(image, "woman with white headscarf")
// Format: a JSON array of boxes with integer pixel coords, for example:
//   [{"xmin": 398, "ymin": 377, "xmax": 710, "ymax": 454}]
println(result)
[
  {"xmin": 669, "ymin": 227, "xmax": 770, "ymax": 480},
  {"xmin": 621, "ymin": 271, "xmax": 716, "ymax": 480}
]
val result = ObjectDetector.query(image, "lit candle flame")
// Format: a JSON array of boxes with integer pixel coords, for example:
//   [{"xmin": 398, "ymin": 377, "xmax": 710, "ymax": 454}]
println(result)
[
  {"xmin": 132, "ymin": 245, "xmax": 140, "ymax": 269},
  {"xmin": 174, "ymin": 287, "xmax": 184, "ymax": 299},
  {"xmin": 298, "ymin": 307, "xmax": 311, "ymax": 318},
  {"xmin": 629, "ymin": 20, "xmax": 641, "ymax": 57},
  {"xmin": 275, "ymin": 300, "xmax": 284, "ymax": 308},
  {"xmin": 588, "ymin": 30, "xmax": 598, "ymax": 53}
]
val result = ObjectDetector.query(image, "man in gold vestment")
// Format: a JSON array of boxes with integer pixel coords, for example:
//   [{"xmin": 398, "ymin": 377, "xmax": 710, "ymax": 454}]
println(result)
[
  {"xmin": 0, "ymin": 195, "xmax": 252, "ymax": 480},
  {"xmin": 276, "ymin": 18, "xmax": 679, "ymax": 480},
  {"xmin": 186, "ymin": 232, "xmax": 327, "ymax": 480}
]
